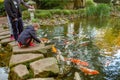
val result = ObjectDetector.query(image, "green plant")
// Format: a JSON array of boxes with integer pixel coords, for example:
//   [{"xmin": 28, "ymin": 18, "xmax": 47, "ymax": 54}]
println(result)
[
  {"xmin": 0, "ymin": 3, "xmax": 5, "ymax": 16},
  {"xmin": 22, "ymin": 10, "xmax": 30, "ymax": 20},
  {"xmin": 86, "ymin": 0, "xmax": 96, "ymax": 7},
  {"xmin": 35, "ymin": 11, "xmax": 52, "ymax": 18},
  {"xmin": 93, "ymin": 0, "xmax": 111, "ymax": 3},
  {"xmin": 96, "ymin": 4, "xmax": 110, "ymax": 18},
  {"xmin": 86, "ymin": 5, "xmax": 97, "ymax": 17}
]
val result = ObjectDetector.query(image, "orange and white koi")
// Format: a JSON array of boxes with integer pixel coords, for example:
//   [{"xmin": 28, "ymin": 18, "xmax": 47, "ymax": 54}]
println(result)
[
  {"xmin": 79, "ymin": 66, "xmax": 99, "ymax": 75},
  {"xmin": 65, "ymin": 58, "xmax": 89, "ymax": 66}
]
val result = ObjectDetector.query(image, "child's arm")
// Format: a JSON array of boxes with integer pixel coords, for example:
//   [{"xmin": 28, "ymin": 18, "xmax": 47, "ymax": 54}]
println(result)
[{"xmin": 29, "ymin": 31, "xmax": 41, "ymax": 43}]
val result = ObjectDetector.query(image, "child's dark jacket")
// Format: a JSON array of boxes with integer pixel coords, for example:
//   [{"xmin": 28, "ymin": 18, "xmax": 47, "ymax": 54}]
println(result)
[{"xmin": 18, "ymin": 25, "xmax": 40, "ymax": 45}]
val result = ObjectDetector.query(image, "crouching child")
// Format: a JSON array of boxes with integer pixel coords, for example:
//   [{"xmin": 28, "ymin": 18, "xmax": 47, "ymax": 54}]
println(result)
[{"xmin": 17, "ymin": 23, "xmax": 41, "ymax": 48}]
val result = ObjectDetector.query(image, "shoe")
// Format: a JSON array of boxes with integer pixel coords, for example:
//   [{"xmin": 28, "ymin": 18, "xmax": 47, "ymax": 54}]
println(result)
[
  {"xmin": 10, "ymin": 35, "xmax": 14, "ymax": 40},
  {"xmin": 18, "ymin": 42, "xmax": 22, "ymax": 48},
  {"xmin": 29, "ymin": 42, "xmax": 35, "ymax": 47}
]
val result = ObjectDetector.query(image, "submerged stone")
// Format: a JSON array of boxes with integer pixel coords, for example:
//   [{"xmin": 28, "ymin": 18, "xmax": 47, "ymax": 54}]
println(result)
[
  {"xmin": 30, "ymin": 57, "xmax": 59, "ymax": 77},
  {"xmin": 9, "ymin": 53, "xmax": 44, "ymax": 67}
]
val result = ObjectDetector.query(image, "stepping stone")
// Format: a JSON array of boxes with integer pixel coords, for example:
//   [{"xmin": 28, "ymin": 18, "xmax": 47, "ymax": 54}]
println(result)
[
  {"xmin": 0, "ymin": 35, "xmax": 10, "ymax": 40},
  {"xmin": 0, "ymin": 30, "xmax": 10, "ymax": 36},
  {"xmin": 30, "ymin": 57, "xmax": 59, "ymax": 76},
  {"xmin": 0, "ymin": 29, "xmax": 9, "ymax": 33},
  {"xmin": 12, "ymin": 64, "xmax": 29, "ymax": 79},
  {"xmin": 28, "ymin": 78, "xmax": 54, "ymax": 80},
  {"xmin": 8, "ymin": 41, "xmax": 17, "ymax": 47},
  {"xmin": 0, "ymin": 38, "xmax": 14, "ymax": 44},
  {"xmin": 9, "ymin": 53, "xmax": 44, "ymax": 67},
  {"xmin": 13, "ymin": 44, "xmax": 45, "ymax": 53}
]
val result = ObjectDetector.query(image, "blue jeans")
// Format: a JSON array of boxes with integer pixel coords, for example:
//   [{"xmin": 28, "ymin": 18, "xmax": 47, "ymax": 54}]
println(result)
[{"xmin": 9, "ymin": 17, "xmax": 23, "ymax": 41}]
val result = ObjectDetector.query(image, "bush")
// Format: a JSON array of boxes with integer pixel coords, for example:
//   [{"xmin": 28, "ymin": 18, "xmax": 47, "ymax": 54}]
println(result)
[
  {"xmin": 22, "ymin": 11, "xmax": 30, "ymax": 20},
  {"xmin": 93, "ymin": 0, "xmax": 111, "ymax": 3},
  {"xmin": 0, "ymin": 3, "xmax": 5, "ymax": 16},
  {"xmin": 86, "ymin": 0, "xmax": 96, "ymax": 7},
  {"xmin": 86, "ymin": 5, "xmax": 97, "ymax": 17},
  {"xmin": 86, "ymin": 3, "xmax": 110, "ymax": 18},
  {"xmin": 96, "ymin": 4, "xmax": 110, "ymax": 18},
  {"xmin": 35, "ymin": 11, "xmax": 52, "ymax": 18}
]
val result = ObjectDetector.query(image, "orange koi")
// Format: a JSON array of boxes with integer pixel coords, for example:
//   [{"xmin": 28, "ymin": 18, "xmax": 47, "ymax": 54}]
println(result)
[
  {"xmin": 79, "ymin": 66, "xmax": 99, "ymax": 75},
  {"xmin": 40, "ymin": 38, "xmax": 49, "ymax": 43},
  {"xmin": 52, "ymin": 45, "xmax": 57, "ymax": 53},
  {"xmin": 65, "ymin": 58, "xmax": 89, "ymax": 66}
]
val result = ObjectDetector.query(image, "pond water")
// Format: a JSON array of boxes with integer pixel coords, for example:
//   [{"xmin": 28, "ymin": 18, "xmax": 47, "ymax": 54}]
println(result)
[
  {"xmin": 0, "ymin": 17, "xmax": 120, "ymax": 80},
  {"xmin": 39, "ymin": 17, "xmax": 120, "ymax": 80}
]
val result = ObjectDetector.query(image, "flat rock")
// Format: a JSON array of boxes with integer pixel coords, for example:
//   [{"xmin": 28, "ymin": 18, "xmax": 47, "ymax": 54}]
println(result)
[
  {"xmin": 0, "ymin": 35, "xmax": 10, "ymax": 40},
  {"xmin": 0, "ymin": 38, "xmax": 14, "ymax": 44},
  {"xmin": 28, "ymin": 78, "xmax": 54, "ymax": 80},
  {"xmin": 8, "ymin": 41, "xmax": 17, "ymax": 47},
  {"xmin": 13, "ymin": 44, "xmax": 50, "ymax": 54},
  {"xmin": 9, "ymin": 53, "xmax": 44, "ymax": 67},
  {"xmin": 12, "ymin": 64, "xmax": 29, "ymax": 78},
  {"xmin": 30, "ymin": 57, "xmax": 59, "ymax": 76},
  {"xmin": 0, "ymin": 30, "xmax": 10, "ymax": 36}
]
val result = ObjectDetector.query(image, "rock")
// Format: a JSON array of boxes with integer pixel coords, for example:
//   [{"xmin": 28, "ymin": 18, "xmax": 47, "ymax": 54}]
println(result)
[
  {"xmin": 13, "ymin": 44, "xmax": 45, "ymax": 53},
  {"xmin": 12, "ymin": 64, "xmax": 29, "ymax": 79},
  {"xmin": 0, "ymin": 30, "xmax": 10, "ymax": 36},
  {"xmin": 0, "ymin": 35, "xmax": 10, "ymax": 41},
  {"xmin": 28, "ymin": 78, "xmax": 55, "ymax": 80},
  {"xmin": 30, "ymin": 57, "xmax": 59, "ymax": 77},
  {"xmin": 0, "ymin": 38, "xmax": 14, "ymax": 44},
  {"xmin": 9, "ymin": 53, "xmax": 44, "ymax": 67},
  {"xmin": 8, "ymin": 41, "xmax": 17, "ymax": 47}
]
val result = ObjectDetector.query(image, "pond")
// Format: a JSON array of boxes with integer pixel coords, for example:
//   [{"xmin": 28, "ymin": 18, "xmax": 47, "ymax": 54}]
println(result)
[{"xmin": 0, "ymin": 17, "xmax": 120, "ymax": 80}]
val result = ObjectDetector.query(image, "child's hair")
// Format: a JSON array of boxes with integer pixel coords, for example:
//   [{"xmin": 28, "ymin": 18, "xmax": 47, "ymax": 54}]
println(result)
[{"xmin": 33, "ymin": 23, "xmax": 40, "ymax": 29}]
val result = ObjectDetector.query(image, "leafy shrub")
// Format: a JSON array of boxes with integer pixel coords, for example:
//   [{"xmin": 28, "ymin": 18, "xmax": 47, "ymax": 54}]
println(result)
[
  {"xmin": 0, "ymin": 3, "xmax": 5, "ymax": 16},
  {"xmin": 86, "ymin": 0, "xmax": 96, "ymax": 7},
  {"xmin": 35, "ymin": 11, "xmax": 52, "ymax": 18},
  {"xmin": 22, "ymin": 11, "xmax": 30, "ymax": 20},
  {"xmin": 93, "ymin": 0, "xmax": 111, "ymax": 3},
  {"xmin": 86, "ymin": 5, "xmax": 97, "ymax": 17},
  {"xmin": 86, "ymin": 3, "xmax": 110, "ymax": 18},
  {"xmin": 96, "ymin": 4, "xmax": 110, "ymax": 18}
]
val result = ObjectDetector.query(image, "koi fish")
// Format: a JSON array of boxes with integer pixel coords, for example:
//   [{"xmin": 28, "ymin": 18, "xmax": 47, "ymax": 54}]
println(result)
[
  {"xmin": 79, "ymin": 66, "xmax": 99, "ymax": 75},
  {"xmin": 65, "ymin": 58, "xmax": 89, "ymax": 66},
  {"xmin": 40, "ymin": 38, "xmax": 49, "ymax": 43},
  {"xmin": 52, "ymin": 45, "xmax": 57, "ymax": 53}
]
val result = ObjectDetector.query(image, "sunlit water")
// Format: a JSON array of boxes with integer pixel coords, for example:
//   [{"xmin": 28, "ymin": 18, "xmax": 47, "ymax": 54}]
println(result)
[{"xmin": 0, "ymin": 17, "xmax": 120, "ymax": 80}]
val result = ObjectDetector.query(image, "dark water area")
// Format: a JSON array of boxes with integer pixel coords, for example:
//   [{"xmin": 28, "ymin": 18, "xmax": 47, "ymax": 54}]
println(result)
[{"xmin": 0, "ymin": 17, "xmax": 120, "ymax": 80}]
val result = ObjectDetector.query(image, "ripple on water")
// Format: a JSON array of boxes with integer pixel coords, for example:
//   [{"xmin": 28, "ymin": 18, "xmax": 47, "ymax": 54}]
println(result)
[{"xmin": 104, "ymin": 49, "xmax": 120, "ymax": 80}]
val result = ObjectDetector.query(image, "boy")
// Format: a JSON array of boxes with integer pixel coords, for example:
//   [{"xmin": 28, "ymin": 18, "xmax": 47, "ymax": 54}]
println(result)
[{"xmin": 17, "ymin": 23, "xmax": 41, "ymax": 48}]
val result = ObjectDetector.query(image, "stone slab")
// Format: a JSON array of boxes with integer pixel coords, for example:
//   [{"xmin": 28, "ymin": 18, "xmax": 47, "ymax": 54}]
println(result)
[
  {"xmin": 0, "ymin": 38, "xmax": 14, "ymax": 44},
  {"xmin": 28, "ymin": 78, "xmax": 54, "ymax": 80},
  {"xmin": 13, "ymin": 44, "xmax": 51, "ymax": 54},
  {"xmin": 8, "ymin": 41, "xmax": 17, "ymax": 47},
  {"xmin": 30, "ymin": 57, "xmax": 59, "ymax": 76},
  {"xmin": 0, "ymin": 35, "xmax": 10, "ymax": 40},
  {"xmin": 0, "ymin": 30, "xmax": 10, "ymax": 36},
  {"xmin": 10, "ymin": 53, "xmax": 44, "ymax": 67},
  {"xmin": 13, "ymin": 64, "xmax": 29, "ymax": 78}
]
